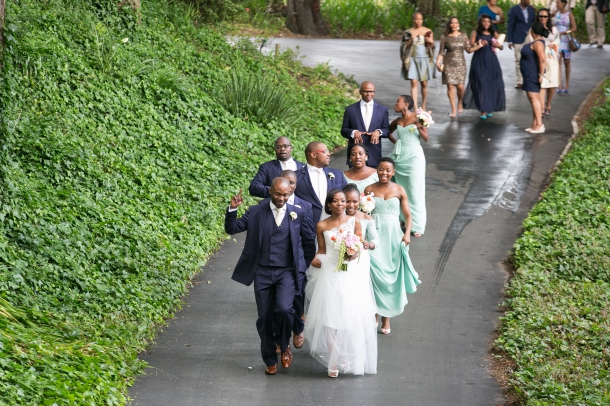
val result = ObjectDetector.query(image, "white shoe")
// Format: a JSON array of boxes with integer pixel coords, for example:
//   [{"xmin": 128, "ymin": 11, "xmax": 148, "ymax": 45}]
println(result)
[
  {"xmin": 328, "ymin": 369, "xmax": 339, "ymax": 378},
  {"xmin": 529, "ymin": 125, "xmax": 545, "ymax": 134}
]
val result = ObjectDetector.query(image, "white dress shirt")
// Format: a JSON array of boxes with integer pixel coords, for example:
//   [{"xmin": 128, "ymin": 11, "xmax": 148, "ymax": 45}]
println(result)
[
  {"xmin": 307, "ymin": 164, "xmax": 328, "ymax": 221},
  {"xmin": 270, "ymin": 201, "xmax": 286, "ymax": 226},
  {"xmin": 351, "ymin": 99, "xmax": 382, "ymax": 138},
  {"xmin": 279, "ymin": 157, "xmax": 297, "ymax": 171}
]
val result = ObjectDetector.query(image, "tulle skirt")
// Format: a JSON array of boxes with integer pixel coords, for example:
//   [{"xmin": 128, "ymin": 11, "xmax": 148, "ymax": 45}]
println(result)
[{"xmin": 304, "ymin": 251, "xmax": 378, "ymax": 375}]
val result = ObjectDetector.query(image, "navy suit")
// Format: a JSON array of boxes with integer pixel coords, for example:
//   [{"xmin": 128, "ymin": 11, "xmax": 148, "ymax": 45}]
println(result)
[
  {"xmin": 249, "ymin": 159, "xmax": 306, "ymax": 198},
  {"xmin": 225, "ymin": 199, "xmax": 315, "ymax": 366},
  {"xmin": 341, "ymin": 101, "xmax": 390, "ymax": 168},
  {"xmin": 507, "ymin": 5, "xmax": 536, "ymax": 44},
  {"xmin": 294, "ymin": 166, "xmax": 348, "ymax": 223}
]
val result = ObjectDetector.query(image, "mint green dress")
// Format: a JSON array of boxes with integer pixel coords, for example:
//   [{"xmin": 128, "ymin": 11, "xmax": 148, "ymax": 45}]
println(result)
[
  {"xmin": 344, "ymin": 172, "xmax": 379, "ymax": 193},
  {"xmin": 359, "ymin": 218, "xmax": 379, "ymax": 248},
  {"xmin": 390, "ymin": 124, "xmax": 426, "ymax": 235},
  {"xmin": 369, "ymin": 197, "xmax": 421, "ymax": 317}
]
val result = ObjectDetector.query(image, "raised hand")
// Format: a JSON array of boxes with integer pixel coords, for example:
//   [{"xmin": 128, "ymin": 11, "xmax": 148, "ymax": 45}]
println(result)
[
  {"xmin": 230, "ymin": 189, "xmax": 244, "ymax": 209},
  {"xmin": 354, "ymin": 131, "xmax": 364, "ymax": 144}
]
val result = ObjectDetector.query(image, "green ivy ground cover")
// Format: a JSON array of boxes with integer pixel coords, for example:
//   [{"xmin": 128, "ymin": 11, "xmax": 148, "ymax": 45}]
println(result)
[
  {"xmin": 0, "ymin": 0, "xmax": 355, "ymax": 404},
  {"xmin": 496, "ymin": 82, "xmax": 610, "ymax": 405}
]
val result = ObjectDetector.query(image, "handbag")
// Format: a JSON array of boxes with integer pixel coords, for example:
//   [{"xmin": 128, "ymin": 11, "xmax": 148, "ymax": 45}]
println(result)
[{"xmin": 567, "ymin": 31, "xmax": 581, "ymax": 52}]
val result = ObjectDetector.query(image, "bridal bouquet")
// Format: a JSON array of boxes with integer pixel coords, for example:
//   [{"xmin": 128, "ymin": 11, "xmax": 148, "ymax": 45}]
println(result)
[
  {"xmin": 411, "ymin": 108, "xmax": 434, "ymax": 132},
  {"xmin": 359, "ymin": 192, "xmax": 375, "ymax": 214},
  {"xmin": 330, "ymin": 228, "xmax": 363, "ymax": 272}
]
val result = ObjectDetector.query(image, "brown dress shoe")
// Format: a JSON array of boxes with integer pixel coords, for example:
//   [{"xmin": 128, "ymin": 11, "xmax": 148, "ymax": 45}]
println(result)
[
  {"xmin": 265, "ymin": 364, "xmax": 278, "ymax": 375},
  {"xmin": 281, "ymin": 346, "xmax": 293, "ymax": 369},
  {"xmin": 293, "ymin": 332, "xmax": 304, "ymax": 349}
]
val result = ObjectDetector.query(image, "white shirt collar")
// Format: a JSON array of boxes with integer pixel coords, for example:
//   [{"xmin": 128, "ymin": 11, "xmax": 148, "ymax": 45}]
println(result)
[
  {"xmin": 307, "ymin": 163, "xmax": 325, "ymax": 173},
  {"xmin": 269, "ymin": 201, "xmax": 286, "ymax": 213},
  {"xmin": 360, "ymin": 99, "xmax": 374, "ymax": 107},
  {"xmin": 288, "ymin": 194, "xmax": 295, "ymax": 205},
  {"xmin": 280, "ymin": 157, "xmax": 295, "ymax": 164}
]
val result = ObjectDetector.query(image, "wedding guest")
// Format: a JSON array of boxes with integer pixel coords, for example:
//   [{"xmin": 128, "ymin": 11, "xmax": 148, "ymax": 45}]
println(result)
[
  {"xmin": 585, "ymin": 0, "xmax": 608, "ymax": 48},
  {"xmin": 280, "ymin": 169, "xmax": 313, "ymax": 348},
  {"xmin": 225, "ymin": 179, "xmax": 316, "ymax": 375},
  {"xmin": 435, "ymin": 17, "xmax": 473, "ymax": 118},
  {"xmin": 478, "ymin": 0, "xmax": 505, "ymax": 29},
  {"xmin": 249, "ymin": 136, "xmax": 305, "ymax": 198},
  {"xmin": 547, "ymin": 0, "xmax": 576, "ymax": 14},
  {"xmin": 555, "ymin": 0, "xmax": 577, "ymax": 93},
  {"xmin": 343, "ymin": 144, "xmax": 378, "ymax": 192},
  {"xmin": 507, "ymin": 0, "xmax": 536, "ymax": 89},
  {"xmin": 364, "ymin": 158, "xmax": 421, "ymax": 335},
  {"xmin": 529, "ymin": 9, "xmax": 560, "ymax": 115},
  {"xmin": 521, "ymin": 21, "xmax": 548, "ymax": 134},
  {"xmin": 463, "ymin": 14, "xmax": 506, "ymax": 119},
  {"xmin": 389, "ymin": 95, "xmax": 428, "ymax": 236},
  {"xmin": 294, "ymin": 142, "xmax": 347, "ymax": 223},
  {"xmin": 343, "ymin": 183, "xmax": 379, "ymax": 251},
  {"xmin": 341, "ymin": 81, "xmax": 390, "ymax": 168},
  {"xmin": 400, "ymin": 12, "xmax": 436, "ymax": 111},
  {"xmin": 304, "ymin": 189, "xmax": 377, "ymax": 378}
]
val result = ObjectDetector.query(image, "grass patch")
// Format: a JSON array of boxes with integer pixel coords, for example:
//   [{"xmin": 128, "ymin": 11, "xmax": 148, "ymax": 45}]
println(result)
[
  {"xmin": 495, "ymin": 79, "xmax": 610, "ymax": 405},
  {"xmin": 0, "ymin": 0, "xmax": 356, "ymax": 403}
]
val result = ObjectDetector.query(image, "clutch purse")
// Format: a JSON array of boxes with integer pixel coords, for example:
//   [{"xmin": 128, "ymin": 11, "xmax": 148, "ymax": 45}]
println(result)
[
  {"xmin": 496, "ymin": 33, "xmax": 506, "ymax": 46},
  {"xmin": 566, "ymin": 31, "xmax": 581, "ymax": 52}
]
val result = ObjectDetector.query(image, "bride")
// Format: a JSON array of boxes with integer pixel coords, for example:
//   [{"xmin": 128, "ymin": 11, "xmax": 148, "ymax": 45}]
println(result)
[{"xmin": 304, "ymin": 189, "xmax": 378, "ymax": 378}]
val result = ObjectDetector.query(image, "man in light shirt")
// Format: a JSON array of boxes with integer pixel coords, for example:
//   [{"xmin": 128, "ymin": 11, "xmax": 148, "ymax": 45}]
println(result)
[
  {"xmin": 249, "ymin": 136, "xmax": 306, "ymax": 198},
  {"xmin": 585, "ymin": 0, "xmax": 609, "ymax": 48}
]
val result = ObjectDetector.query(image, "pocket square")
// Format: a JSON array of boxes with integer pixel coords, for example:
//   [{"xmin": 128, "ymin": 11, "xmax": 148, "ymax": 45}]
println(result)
[{"xmin": 294, "ymin": 205, "xmax": 301, "ymax": 208}]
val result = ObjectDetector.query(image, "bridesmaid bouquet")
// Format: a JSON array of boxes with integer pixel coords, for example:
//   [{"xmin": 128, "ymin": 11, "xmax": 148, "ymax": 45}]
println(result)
[
  {"xmin": 411, "ymin": 108, "xmax": 434, "ymax": 132},
  {"xmin": 359, "ymin": 192, "xmax": 376, "ymax": 214},
  {"xmin": 330, "ymin": 228, "xmax": 363, "ymax": 272}
]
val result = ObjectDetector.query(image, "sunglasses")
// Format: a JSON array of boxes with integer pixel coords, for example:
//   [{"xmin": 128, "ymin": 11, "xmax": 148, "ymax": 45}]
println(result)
[{"xmin": 538, "ymin": 15, "xmax": 549, "ymax": 18}]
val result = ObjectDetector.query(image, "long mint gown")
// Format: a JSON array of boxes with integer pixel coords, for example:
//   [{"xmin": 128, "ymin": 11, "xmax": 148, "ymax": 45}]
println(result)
[
  {"xmin": 369, "ymin": 197, "xmax": 421, "ymax": 317},
  {"xmin": 390, "ymin": 124, "xmax": 426, "ymax": 235}
]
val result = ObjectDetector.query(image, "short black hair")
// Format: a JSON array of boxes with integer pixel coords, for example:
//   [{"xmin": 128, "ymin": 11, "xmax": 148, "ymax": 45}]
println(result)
[
  {"xmin": 347, "ymin": 143, "xmax": 369, "ymax": 158},
  {"xmin": 379, "ymin": 157, "xmax": 395, "ymax": 167},
  {"xmin": 399, "ymin": 94, "xmax": 414, "ymax": 111},
  {"xmin": 324, "ymin": 189, "xmax": 345, "ymax": 215}
]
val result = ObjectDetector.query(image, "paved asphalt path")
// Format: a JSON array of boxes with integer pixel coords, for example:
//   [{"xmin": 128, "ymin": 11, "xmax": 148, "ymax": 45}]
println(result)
[{"xmin": 130, "ymin": 40, "xmax": 609, "ymax": 405}]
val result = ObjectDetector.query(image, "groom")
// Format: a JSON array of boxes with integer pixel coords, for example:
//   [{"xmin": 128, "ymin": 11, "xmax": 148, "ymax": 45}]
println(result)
[{"xmin": 225, "ymin": 178, "xmax": 316, "ymax": 375}]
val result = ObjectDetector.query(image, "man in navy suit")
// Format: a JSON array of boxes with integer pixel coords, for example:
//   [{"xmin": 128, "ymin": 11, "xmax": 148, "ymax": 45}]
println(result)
[
  {"xmin": 507, "ymin": 0, "xmax": 536, "ymax": 88},
  {"xmin": 249, "ymin": 136, "xmax": 306, "ymax": 198},
  {"xmin": 340, "ymin": 81, "xmax": 390, "ymax": 168},
  {"xmin": 294, "ymin": 142, "xmax": 348, "ymax": 223},
  {"xmin": 225, "ymin": 178, "xmax": 316, "ymax": 375}
]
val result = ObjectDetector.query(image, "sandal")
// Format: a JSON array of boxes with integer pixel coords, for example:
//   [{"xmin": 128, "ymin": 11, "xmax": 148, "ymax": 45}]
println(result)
[
  {"xmin": 328, "ymin": 369, "xmax": 339, "ymax": 378},
  {"xmin": 381, "ymin": 328, "xmax": 391, "ymax": 335}
]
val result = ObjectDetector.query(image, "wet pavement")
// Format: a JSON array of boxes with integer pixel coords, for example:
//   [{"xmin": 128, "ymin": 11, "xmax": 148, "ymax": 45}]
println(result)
[{"xmin": 130, "ymin": 40, "xmax": 609, "ymax": 405}]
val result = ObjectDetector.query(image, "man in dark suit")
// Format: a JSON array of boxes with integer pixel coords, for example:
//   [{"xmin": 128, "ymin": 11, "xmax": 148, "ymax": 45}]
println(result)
[
  {"xmin": 249, "ymin": 136, "xmax": 306, "ymax": 198},
  {"xmin": 340, "ymin": 81, "xmax": 390, "ymax": 168},
  {"xmin": 225, "ymin": 178, "xmax": 316, "ymax": 375},
  {"xmin": 585, "ymin": 0, "xmax": 609, "ymax": 48},
  {"xmin": 507, "ymin": 0, "xmax": 536, "ymax": 88},
  {"xmin": 294, "ymin": 142, "xmax": 347, "ymax": 223}
]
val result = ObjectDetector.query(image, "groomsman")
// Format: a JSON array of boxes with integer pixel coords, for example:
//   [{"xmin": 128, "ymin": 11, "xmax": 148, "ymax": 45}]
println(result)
[
  {"xmin": 294, "ymin": 142, "xmax": 347, "ymax": 223},
  {"xmin": 341, "ymin": 81, "xmax": 390, "ymax": 168},
  {"xmin": 249, "ymin": 136, "xmax": 306, "ymax": 198},
  {"xmin": 225, "ymin": 178, "xmax": 316, "ymax": 375}
]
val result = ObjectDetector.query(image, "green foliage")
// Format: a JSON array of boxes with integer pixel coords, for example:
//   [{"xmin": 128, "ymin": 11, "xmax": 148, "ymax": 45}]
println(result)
[
  {"xmin": 0, "ymin": 0, "xmax": 356, "ymax": 403},
  {"xmin": 497, "ymin": 79, "xmax": 610, "ymax": 404},
  {"xmin": 438, "ymin": 0, "xmax": 514, "ymax": 35},
  {"xmin": 322, "ymin": 0, "xmax": 417, "ymax": 36}
]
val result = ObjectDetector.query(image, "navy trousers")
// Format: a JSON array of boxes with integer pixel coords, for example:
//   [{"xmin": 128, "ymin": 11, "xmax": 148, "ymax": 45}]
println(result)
[{"xmin": 254, "ymin": 265, "xmax": 296, "ymax": 366}]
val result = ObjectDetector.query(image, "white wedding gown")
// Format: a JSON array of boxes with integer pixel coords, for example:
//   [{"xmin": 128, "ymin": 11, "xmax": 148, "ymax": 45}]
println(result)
[{"xmin": 304, "ymin": 217, "xmax": 378, "ymax": 375}]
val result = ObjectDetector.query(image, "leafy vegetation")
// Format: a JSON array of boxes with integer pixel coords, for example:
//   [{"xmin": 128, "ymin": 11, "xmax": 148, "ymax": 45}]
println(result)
[
  {"xmin": 0, "ymin": 0, "xmax": 356, "ymax": 403},
  {"xmin": 496, "ymin": 80, "xmax": 610, "ymax": 405}
]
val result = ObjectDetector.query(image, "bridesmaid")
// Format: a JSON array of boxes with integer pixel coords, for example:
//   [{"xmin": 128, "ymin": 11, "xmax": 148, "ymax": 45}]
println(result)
[
  {"xmin": 343, "ymin": 144, "xmax": 379, "ymax": 193},
  {"xmin": 436, "ymin": 17, "xmax": 474, "ymax": 118},
  {"xmin": 364, "ymin": 158, "xmax": 421, "ymax": 335},
  {"xmin": 343, "ymin": 183, "xmax": 379, "ymax": 252},
  {"xmin": 389, "ymin": 95, "xmax": 428, "ymax": 237},
  {"xmin": 400, "ymin": 12, "xmax": 436, "ymax": 110}
]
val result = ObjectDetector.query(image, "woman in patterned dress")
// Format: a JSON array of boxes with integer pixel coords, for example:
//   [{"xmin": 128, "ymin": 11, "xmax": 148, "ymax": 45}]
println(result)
[
  {"xmin": 554, "ymin": 0, "xmax": 577, "ymax": 93},
  {"xmin": 435, "ymin": 17, "xmax": 474, "ymax": 118}
]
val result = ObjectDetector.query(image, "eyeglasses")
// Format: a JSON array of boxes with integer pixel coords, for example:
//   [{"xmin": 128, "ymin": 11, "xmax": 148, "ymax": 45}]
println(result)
[
  {"xmin": 274, "ymin": 144, "xmax": 292, "ymax": 150},
  {"xmin": 538, "ymin": 15, "xmax": 549, "ymax": 18},
  {"xmin": 361, "ymin": 90, "xmax": 375, "ymax": 94},
  {"xmin": 313, "ymin": 149, "xmax": 330, "ymax": 154}
]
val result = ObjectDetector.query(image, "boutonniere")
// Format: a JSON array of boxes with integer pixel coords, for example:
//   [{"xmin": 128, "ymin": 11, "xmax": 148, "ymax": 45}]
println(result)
[
  {"xmin": 290, "ymin": 212, "xmax": 297, "ymax": 221},
  {"xmin": 328, "ymin": 172, "xmax": 335, "ymax": 180}
]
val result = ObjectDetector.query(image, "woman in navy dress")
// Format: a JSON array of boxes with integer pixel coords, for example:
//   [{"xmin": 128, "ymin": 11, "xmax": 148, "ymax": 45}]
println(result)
[
  {"xmin": 520, "ymin": 21, "xmax": 548, "ymax": 134},
  {"xmin": 463, "ymin": 14, "xmax": 506, "ymax": 119}
]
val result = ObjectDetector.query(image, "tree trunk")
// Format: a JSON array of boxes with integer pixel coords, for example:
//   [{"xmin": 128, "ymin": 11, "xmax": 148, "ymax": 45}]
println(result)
[{"xmin": 285, "ymin": 0, "xmax": 328, "ymax": 36}]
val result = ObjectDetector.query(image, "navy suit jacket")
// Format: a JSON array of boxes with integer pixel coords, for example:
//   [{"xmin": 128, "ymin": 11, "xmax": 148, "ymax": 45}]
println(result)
[
  {"xmin": 249, "ymin": 159, "xmax": 306, "ymax": 198},
  {"xmin": 340, "ymin": 101, "xmax": 390, "ymax": 168},
  {"xmin": 294, "ymin": 166, "xmax": 347, "ymax": 223},
  {"xmin": 225, "ymin": 199, "xmax": 316, "ymax": 291},
  {"xmin": 507, "ymin": 5, "xmax": 536, "ymax": 44}
]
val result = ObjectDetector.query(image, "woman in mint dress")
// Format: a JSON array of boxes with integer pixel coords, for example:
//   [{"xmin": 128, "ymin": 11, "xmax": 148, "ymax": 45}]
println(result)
[
  {"xmin": 389, "ymin": 95, "xmax": 428, "ymax": 237},
  {"xmin": 364, "ymin": 158, "xmax": 421, "ymax": 335},
  {"xmin": 343, "ymin": 144, "xmax": 379, "ymax": 193}
]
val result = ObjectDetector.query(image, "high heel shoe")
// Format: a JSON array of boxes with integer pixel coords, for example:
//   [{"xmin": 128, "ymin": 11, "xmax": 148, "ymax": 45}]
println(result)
[
  {"xmin": 328, "ymin": 369, "xmax": 339, "ymax": 378},
  {"xmin": 381, "ymin": 328, "xmax": 391, "ymax": 335}
]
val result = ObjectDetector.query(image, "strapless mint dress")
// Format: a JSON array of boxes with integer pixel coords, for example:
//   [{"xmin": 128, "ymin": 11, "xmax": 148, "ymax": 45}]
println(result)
[
  {"xmin": 344, "ymin": 172, "xmax": 379, "ymax": 193},
  {"xmin": 369, "ymin": 197, "xmax": 421, "ymax": 317},
  {"xmin": 390, "ymin": 124, "xmax": 426, "ymax": 235}
]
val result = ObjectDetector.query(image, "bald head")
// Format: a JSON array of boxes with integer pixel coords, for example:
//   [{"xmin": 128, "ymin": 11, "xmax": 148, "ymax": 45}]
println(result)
[
  {"xmin": 274, "ymin": 136, "xmax": 293, "ymax": 161},
  {"xmin": 270, "ymin": 177, "xmax": 292, "ymax": 208},
  {"xmin": 281, "ymin": 169, "xmax": 297, "ymax": 193},
  {"xmin": 359, "ymin": 81, "xmax": 375, "ymax": 102}
]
